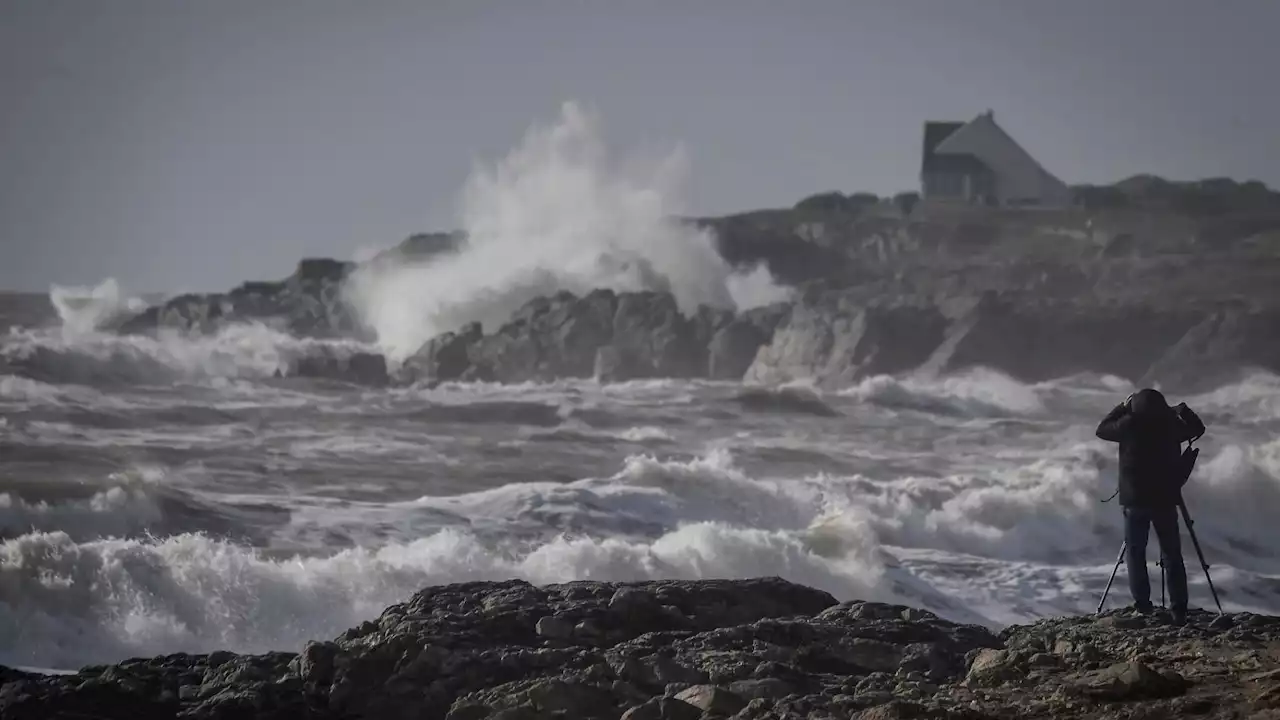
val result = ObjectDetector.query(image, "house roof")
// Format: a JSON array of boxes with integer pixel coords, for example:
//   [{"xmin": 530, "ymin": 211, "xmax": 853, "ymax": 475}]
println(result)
[
  {"xmin": 934, "ymin": 112, "xmax": 1070, "ymax": 197},
  {"xmin": 921, "ymin": 120, "xmax": 990, "ymax": 176}
]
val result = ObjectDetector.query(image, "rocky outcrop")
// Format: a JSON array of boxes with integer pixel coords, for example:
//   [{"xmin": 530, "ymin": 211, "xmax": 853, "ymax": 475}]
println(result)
[
  {"xmin": 4, "ymin": 578, "xmax": 1279, "ymax": 720},
  {"xmin": 390, "ymin": 281, "xmax": 1280, "ymax": 391},
  {"xmin": 707, "ymin": 305, "xmax": 791, "ymax": 380},
  {"xmin": 398, "ymin": 290, "xmax": 788, "ymax": 385},
  {"xmin": 95, "ymin": 180, "xmax": 1280, "ymax": 390},
  {"xmin": 916, "ymin": 293, "xmax": 1203, "ymax": 384},
  {"xmin": 1141, "ymin": 305, "xmax": 1280, "ymax": 392},
  {"xmin": 279, "ymin": 350, "xmax": 390, "ymax": 386},
  {"xmin": 114, "ymin": 258, "xmax": 366, "ymax": 339},
  {"xmin": 744, "ymin": 289, "xmax": 950, "ymax": 388},
  {"xmin": 745, "ymin": 285, "xmax": 1280, "ymax": 392}
]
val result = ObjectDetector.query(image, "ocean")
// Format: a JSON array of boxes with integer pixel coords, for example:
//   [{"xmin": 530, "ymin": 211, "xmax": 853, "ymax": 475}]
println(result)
[
  {"xmin": 3, "ymin": 289, "xmax": 1280, "ymax": 672},
  {"xmin": 4, "ymin": 103, "xmax": 1279, "ymax": 674}
]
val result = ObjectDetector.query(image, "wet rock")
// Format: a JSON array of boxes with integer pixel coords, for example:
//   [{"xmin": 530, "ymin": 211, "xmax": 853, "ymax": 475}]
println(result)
[
  {"xmin": 1078, "ymin": 661, "xmax": 1187, "ymax": 701},
  {"xmin": 727, "ymin": 677, "xmax": 795, "ymax": 700},
  {"xmin": 4, "ymin": 579, "xmax": 1279, "ymax": 720},
  {"xmin": 744, "ymin": 292, "xmax": 948, "ymax": 388},
  {"xmin": 402, "ymin": 322, "xmax": 484, "ymax": 383},
  {"xmin": 672, "ymin": 684, "xmax": 748, "ymax": 715},
  {"xmin": 619, "ymin": 696, "xmax": 702, "ymax": 720},
  {"xmin": 535, "ymin": 616, "xmax": 575, "ymax": 641},
  {"xmin": 285, "ymin": 350, "xmax": 389, "ymax": 386},
  {"xmin": 400, "ymin": 289, "xmax": 744, "ymax": 385},
  {"xmin": 706, "ymin": 303, "xmax": 788, "ymax": 379},
  {"xmin": 450, "ymin": 677, "xmax": 622, "ymax": 719},
  {"xmin": 963, "ymin": 649, "xmax": 1022, "ymax": 688},
  {"xmin": 114, "ymin": 257, "xmax": 365, "ymax": 340}
]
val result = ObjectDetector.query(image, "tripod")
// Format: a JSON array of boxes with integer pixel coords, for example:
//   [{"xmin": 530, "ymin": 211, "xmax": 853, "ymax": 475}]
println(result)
[{"xmin": 1096, "ymin": 499, "xmax": 1224, "ymax": 616}]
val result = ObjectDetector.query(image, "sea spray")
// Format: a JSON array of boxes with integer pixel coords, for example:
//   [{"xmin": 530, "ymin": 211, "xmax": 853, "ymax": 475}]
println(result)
[
  {"xmin": 1, "ymin": 322, "xmax": 376, "ymax": 384},
  {"xmin": 0, "ymin": 519, "xmax": 891, "ymax": 670},
  {"xmin": 342, "ymin": 101, "xmax": 790, "ymax": 364},
  {"xmin": 48, "ymin": 278, "xmax": 149, "ymax": 336}
]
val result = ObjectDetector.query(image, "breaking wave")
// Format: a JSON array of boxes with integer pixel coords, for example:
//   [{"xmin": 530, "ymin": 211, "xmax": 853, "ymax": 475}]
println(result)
[
  {"xmin": 48, "ymin": 278, "xmax": 149, "ymax": 336},
  {"xmin": 342, "ymin": 101, "xmax": 791, "ymax": 363},
  {"xmin": 6, "ymin": 428, "xmax": 1280, "ymax": 669},
  {"xmin": 2, "ymin": 323, "xmax": 375, "ymax": 386},
  {"xmin": 840, "ymin": 368, "xmax": 1048, "ymax": 417}
]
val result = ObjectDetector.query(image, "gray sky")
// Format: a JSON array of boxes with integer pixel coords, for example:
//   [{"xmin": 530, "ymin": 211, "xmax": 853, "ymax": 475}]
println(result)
[{"xmin": 3, "ymin": 0, "xmax": 1277, "ymax": 293}]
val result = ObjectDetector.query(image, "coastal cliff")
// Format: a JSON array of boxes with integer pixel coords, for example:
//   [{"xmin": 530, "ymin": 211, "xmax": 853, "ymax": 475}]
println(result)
[{"xmin": 99, "ymin": 178, "xmax": 1280, "ymax": 392}]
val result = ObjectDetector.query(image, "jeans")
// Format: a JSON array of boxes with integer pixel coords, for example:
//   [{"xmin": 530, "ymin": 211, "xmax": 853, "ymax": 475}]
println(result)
[{"xmin": 1124, "ymin": 504, "xmax": 1187, "ymax": 612}]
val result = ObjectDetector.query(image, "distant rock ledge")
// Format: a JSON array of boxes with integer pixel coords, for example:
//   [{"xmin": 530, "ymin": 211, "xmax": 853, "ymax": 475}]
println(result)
[
  {"xmin": 98, "ymin": 188, "xmax": 1280, "ymax": 391},
  {"xmin": 2, "ymin": 577, "xmax": 1277, "ymax": 720}
]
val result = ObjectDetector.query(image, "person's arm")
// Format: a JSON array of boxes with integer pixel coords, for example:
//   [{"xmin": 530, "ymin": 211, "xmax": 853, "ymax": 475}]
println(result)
[
  {"xmin": 1174, "ymin": 403, "xmax": 1205, "ymax": 442},
  {"xmin": 1096, "ymin": 402, "xmax": 1131, "ymax": 442}
]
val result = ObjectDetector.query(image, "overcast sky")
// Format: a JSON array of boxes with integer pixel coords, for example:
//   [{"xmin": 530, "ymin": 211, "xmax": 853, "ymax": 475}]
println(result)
[{"xmin": 3, "ymin": 0, "xmax": 1277, "ymax": 293}]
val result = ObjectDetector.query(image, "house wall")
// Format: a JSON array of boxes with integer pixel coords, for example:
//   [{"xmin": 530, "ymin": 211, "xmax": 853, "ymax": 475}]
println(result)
[
  {"xmin": 923, "ymin": 170, "xmax": 996, "ymax": 204},
  {"xmin": 933, "ymin": 114, "xmax": 1071, "ymax": 207},
  {"xmin": 923, "ymin": 171, "xmax": 965, "ymax": 198}
]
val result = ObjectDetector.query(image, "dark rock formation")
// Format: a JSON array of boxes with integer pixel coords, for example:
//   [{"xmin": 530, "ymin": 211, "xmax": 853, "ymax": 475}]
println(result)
[
  {"xmin": 1141, "ymin": 305, "xmax": 1280, "ymax": 392},
  {"xmin": 915, "ymin": 293, "xmax": 1202, "ymax": 385},
  {"xmin": 707, "ymin": 305, "xmax": 790, "ymax": 381},
  {"xmin": 390, "ymin": 279, "xmax": 1280, "ymax": 392},
  {"xmin": 94, "ymin": 178, "xmax": 1280, "ymax": 391},
  {"xmin": 4, "ymin": 578, "xmax": 1279, "ymax": 720},
  {"xmin": 746, "ymin": 285, "xmax": 1280, "ymax": 393},
  {"xmin": 363, "ymin": 231, "xmax": 467, "ymax": 268},
  {"xmin": 114, "ymin": 258, "xmax": 365, "ymax": 340},
  {"xmin": 281, "ymin": 350, "xmax": 390, "ymax": 387},
  {"xmin": 399, "ymin": 290, "xmax": 789, "ymax": 386},
  {"xmin": 745, "ymin": 290, "xmax": 950, "ymax": 388}
]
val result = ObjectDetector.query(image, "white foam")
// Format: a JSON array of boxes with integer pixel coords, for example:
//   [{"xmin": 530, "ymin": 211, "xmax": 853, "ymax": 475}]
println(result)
[
  {"xmin": 1186, "ymin": 371, "xmax": 1280, "ymax": 421},
  {"xmin": 615, "ymin": 426, "xmax": 674, "ymax": 442},
  {"xmin": 48, "ymin": 278, "xmax": 149, "ymax": 337},
  {"xmin": 840, "ymin": 367, "xmax": 1047, "ymax": 417},
  {"xmin": 0, "ymin": 519, "xmax": 891, "ymax": 670},
  {"xmin": 4, "ymin": 357, "xmax": 1280, "ymax": 671},
  {"xmin": 343, "ymin": 101, "xmax": 791, "ymax": 363},
  {"xmin": 0, "ymin": 468, "xmax": 171, "ymax": 542},
  {"xmin": 3, "ymin": 322, "xmax": 376, "ymax": 385},
  {"xmin": 0, "ymin": 374, "xmax": 91, "ymax": 406}
]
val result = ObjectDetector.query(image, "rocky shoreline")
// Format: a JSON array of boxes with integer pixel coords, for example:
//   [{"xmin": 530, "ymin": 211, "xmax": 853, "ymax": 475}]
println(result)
[
  {"xmin": 2, "ymin": 577, "xmax": 1278, "ymax": 719},
  {"xmin": 83, "ymin": 184, "xmax": 1280, "ymax": 392}
]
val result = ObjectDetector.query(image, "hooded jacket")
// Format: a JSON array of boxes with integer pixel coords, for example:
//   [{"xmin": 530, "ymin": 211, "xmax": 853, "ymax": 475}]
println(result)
[{"xmin": 1096, "ymin": 388, "xmax": 1202, "ymax": 507}]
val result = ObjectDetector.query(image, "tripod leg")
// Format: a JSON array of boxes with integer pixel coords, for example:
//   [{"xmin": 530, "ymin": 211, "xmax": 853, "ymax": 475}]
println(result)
[
  {"xmin": 1178, "ymin": 502, "xmax": 1225, "ymax": 615},
  {"xmin": 1098, "ymin": 540, "xmax": 1127, "ymax": 614},
  {"xmin": 1159, "ymin": 555, "xmax": 1166, "ymax": 609}
]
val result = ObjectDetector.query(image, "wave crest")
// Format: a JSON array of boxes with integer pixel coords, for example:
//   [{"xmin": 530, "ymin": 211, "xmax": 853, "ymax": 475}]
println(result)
[
  {"xmin": 48, "ymin": 278, "xmax": 149, "ymax": 336},
  {"xmin": 2, "ymin": 323, "xmax": 376, "ymax": 385},
  {"xmin": 840, "ymin": 368, "xmax": 1047, "ymax": 417},
  {"xmin": 342, "ymin": 101, "xmax": 791, "ymax": 363}
]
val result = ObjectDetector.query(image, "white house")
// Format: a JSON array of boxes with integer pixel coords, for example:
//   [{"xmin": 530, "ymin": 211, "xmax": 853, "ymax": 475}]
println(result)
[{"xmin": 920, "ymin": 110, "xmax": 1070, "ymax": 207}]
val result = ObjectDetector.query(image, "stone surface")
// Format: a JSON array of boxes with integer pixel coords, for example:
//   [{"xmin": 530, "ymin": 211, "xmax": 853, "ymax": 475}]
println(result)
[
  {"xmin": 115, "ymin": 258, "xmax": 363, "ymax": 340},
  {"xmin": 5, "ymin": 578, "xmax": 1279, "ymax": 720}
]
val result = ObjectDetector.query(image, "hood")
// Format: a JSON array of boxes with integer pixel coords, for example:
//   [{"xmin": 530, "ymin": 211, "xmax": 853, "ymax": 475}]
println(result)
[{"xmin": 1129, "ymin": 388, "xmax": 1169, "ymax": 417}]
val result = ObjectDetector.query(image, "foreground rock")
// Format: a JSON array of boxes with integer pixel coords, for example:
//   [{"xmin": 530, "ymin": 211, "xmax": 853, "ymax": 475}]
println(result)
[{"xmin": 3, "ymin": 578, "xmax": 1279, "ymax": 720}]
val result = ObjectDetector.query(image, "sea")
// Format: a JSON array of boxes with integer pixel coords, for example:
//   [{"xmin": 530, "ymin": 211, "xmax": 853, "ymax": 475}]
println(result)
[
  {"xmin": 4, "ymin": 102, "xmax": 1280, "ymax": 672},
  {"xmin": 4, "ymin": 288, "xmax": 1280, "ymax": 672}
]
